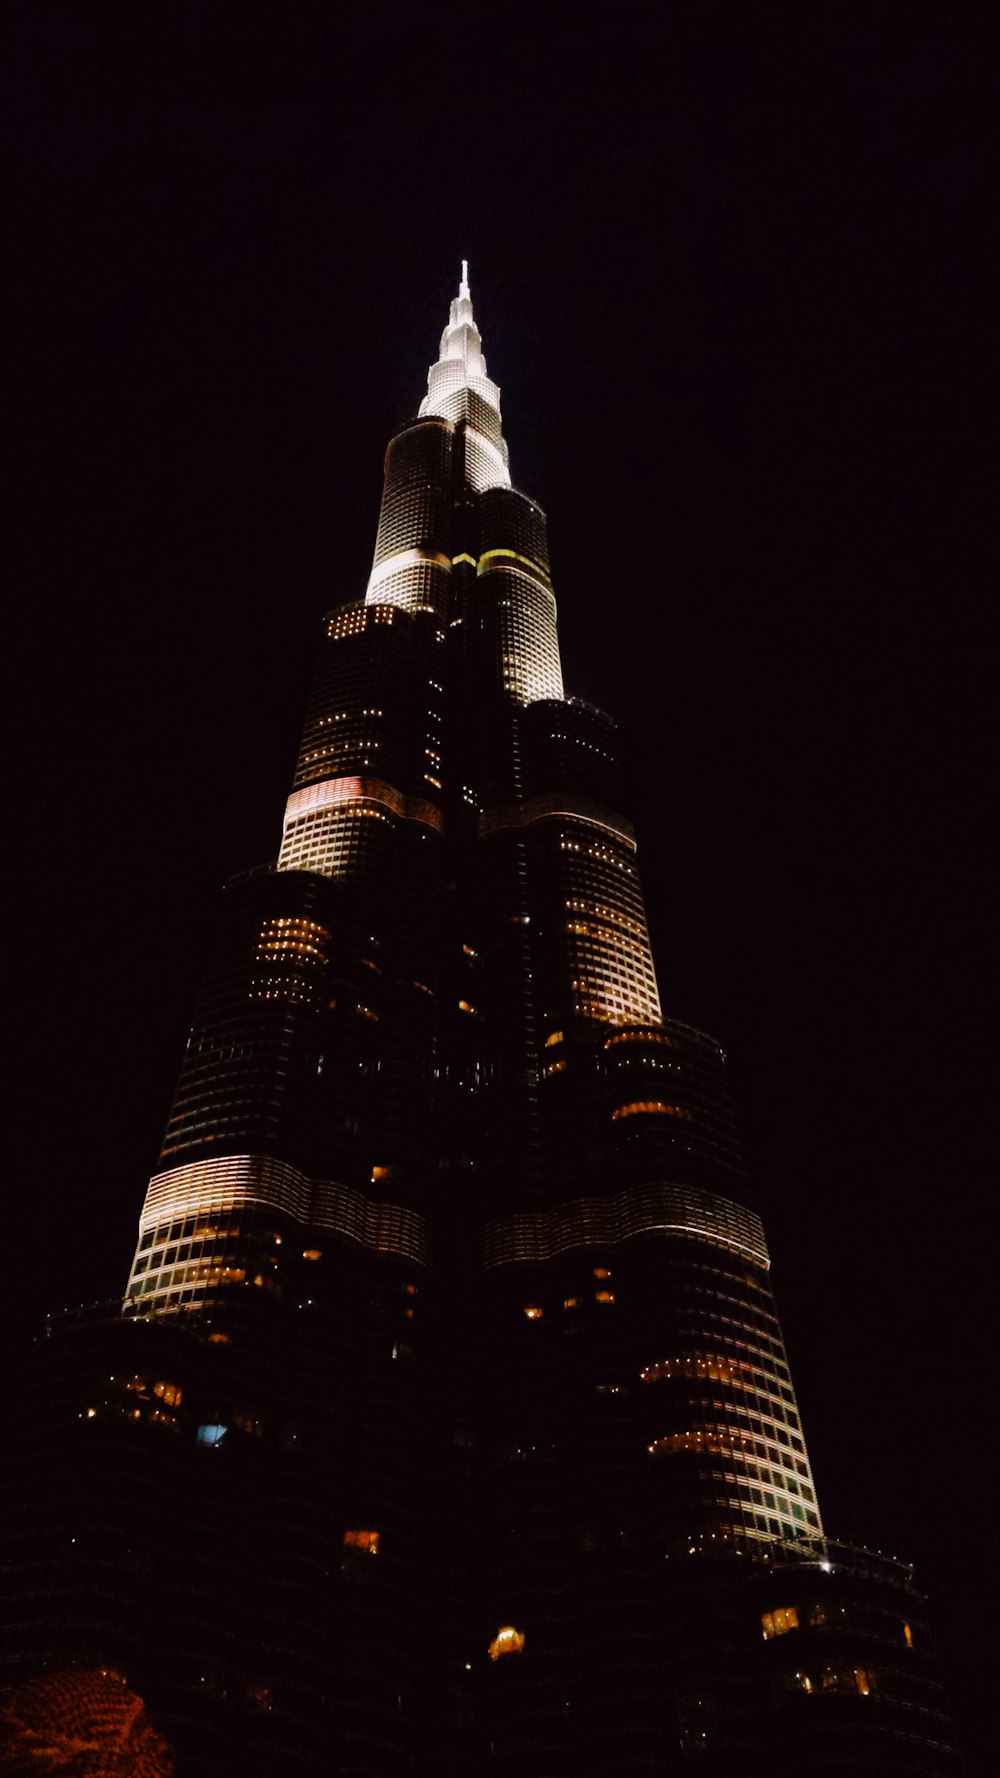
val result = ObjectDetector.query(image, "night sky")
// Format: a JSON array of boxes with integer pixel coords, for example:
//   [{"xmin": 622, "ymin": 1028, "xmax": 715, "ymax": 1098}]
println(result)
[{"xmin": 6, "ymin": 3, "xmax": 992, "ymax": 1765}]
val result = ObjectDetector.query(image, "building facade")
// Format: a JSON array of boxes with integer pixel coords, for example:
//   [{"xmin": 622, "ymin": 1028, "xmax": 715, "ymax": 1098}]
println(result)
[{"xmin": 0, "ymin": 271, "xmax": 959, "ymax": 1776}]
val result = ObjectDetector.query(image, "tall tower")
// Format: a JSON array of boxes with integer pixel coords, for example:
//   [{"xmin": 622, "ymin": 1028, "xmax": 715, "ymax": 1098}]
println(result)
[{"xmin": 0, "ymin": 273, "xmax": 958, "ymax": 1777}]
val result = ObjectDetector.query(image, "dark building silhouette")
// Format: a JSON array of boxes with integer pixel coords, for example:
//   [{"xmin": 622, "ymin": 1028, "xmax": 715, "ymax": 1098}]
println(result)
[{"xmin": 0, "ymin": 271, "xmax": 959, "ymax": 1775}]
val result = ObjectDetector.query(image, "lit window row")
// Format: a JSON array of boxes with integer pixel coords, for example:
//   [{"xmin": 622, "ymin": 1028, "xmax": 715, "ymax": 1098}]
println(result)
[
  {"xmin": 565, "ymin": 898, "xmax": 648, "ymax": 938},
  {"xmin": 649, "ymin": 1431, "xmax": 732, "ymax": 1457},
  {"xmin": 326, "ymin": 607, "xmax": 368, "ymax": 640},
  {"xmin": 612, "ymin": 1101, "xmax": 692, "ymax": 1120},
  {"xmin": 317, "ymin": 709, "xmax": 384, "ymax": 724},
  {"xmin": 786, "ymin": 1667, "xmax": 875, "ymax": 1697},
  {"xmin": 640, "ymin": 1354, "xmax": 752, "ymax": 1386},
  {"xmin": 256, "ymin": 917, "xmax": 330, "ymax": 966}
]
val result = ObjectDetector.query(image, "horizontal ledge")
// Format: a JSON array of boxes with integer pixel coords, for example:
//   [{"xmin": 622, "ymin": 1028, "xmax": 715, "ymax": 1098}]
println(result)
[
  {"xmin": 481, "ymin": 1181, "xmax": 769, "ymax": 1270},
  {"xmin": 366, "ymin": 547, "xmax": 452, "ymax": 592},
  {"xmin": 283, "ymin": 775, "xmax": 444, "ymax": 834},
  {"xmin": 479, "ymin": 792, "xmax": 635, "ymax": 849},
  {"xmin": 133, "ymin": 1155, "xmax": 431, "ymax": 1268}
]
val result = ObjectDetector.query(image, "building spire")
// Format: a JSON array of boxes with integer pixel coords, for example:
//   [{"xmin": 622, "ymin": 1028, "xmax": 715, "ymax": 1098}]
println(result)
[{"xmin": 417, "ymin": 266, "xmax": 511, "ymax": 488}]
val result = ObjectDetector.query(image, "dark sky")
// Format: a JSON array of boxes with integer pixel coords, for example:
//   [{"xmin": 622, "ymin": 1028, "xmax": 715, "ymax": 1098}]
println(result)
[{"xmin": 6, "ymin": 2, "xmax": 993, "ymax": 1765}]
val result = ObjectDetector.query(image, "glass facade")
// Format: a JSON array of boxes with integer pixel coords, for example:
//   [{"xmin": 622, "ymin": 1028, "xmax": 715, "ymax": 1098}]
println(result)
[{"xmin": 0, "ymin": 272, "xmax": 959, "ymax": 1777}]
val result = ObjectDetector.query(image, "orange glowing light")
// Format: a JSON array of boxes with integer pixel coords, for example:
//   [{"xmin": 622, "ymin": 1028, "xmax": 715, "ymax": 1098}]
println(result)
[
  {"xmin": 0, "ymin": 1667, "xmax": 173, "ymax": 1775},
  {"xmin": 488, "ymin": 1626, "xmax": 525, "ymax": 1660},
  {"xmin": 343, "ymin": 1529, "xmax": 380, "ymax": 1556}
]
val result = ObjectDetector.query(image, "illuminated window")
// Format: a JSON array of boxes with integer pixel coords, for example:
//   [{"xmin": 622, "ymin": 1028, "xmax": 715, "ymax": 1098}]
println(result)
[
  {"xmin": 761, "ymin": 1606, "xmax": 799, "ymax": 1639},
  {"xmin": 196, "ymin": 1424, "xmax": 227, "ymax": 1448},
  {"xmin": 152, "ymin": 1381, "xmax": 182, "ymax": 1408},
  {"xmin": 903, "ymin": 1622, "xmax": 913, "ymax": 1648},
  {"xmin": 594, "ymin": 1267, "xmax": 612, "ymax": 1279},
  {"xmin": 343, "ymin": 1529, "xmax": 380, "ymax": 1556},
  {"xmin": 811, "ymin": 1664, "xmax": 876, "ymax": 1696},
  {"xmin": 302, "ymin": 1248, "xmax": 322, "ymax": 1261},
  {"xmin": 611, "ymin": 1101, "xmax": 691, "ymax": 1121},
  {"xmin": 563, "ymin": 1297, "xmax": 581, "ymax": 1310},
  {"xmin": 544, "ymin": 1030, "xmax": 564, "ymax": 1047},
  {"xmin": 641, "ymin": 1353, "xmax": 748, "ymax": 1386},
  {"xmin": 595, "ymin": 1290, "xmax": 615, "ymax": 1304},
  {"xmin": 255, "ymin": 917, "xmax": 330, "ymax": 965},
  {"xmin": 488, "ymin": 1626, "xmax": 525, "ymax": 1661},
  {"xmin": 523, "ymin": 1305, "xmax": 543, "ymax": 1320},
  {"xmin": 648, "ymin": 1431, "xmax": 731, "ymax": 1457}
]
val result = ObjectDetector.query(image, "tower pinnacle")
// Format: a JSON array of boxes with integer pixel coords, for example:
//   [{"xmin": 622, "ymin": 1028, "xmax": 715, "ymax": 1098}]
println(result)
[{"xmin": 418, "ymin": 268, "xmax": 511, "ymax": 488}]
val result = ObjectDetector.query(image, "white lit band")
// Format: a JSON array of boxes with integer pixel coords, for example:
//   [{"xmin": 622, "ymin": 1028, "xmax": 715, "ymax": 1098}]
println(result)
[
  {"xmin": 421, "ymin": 365, "xmax": 503, "ymax": 419},
  {"xmin": 481, "ymin": 1182, "xmax": 769, "ymax": 1271},
  {"xmin": 136, "ymin": 1155, "xmax": 430, "ymax": 1266},
  {"xmin": 366, "ymin": 546, "xmax": 452, "ymax": 595},
  {"xmin": 282, "ymin": 775, "xmax": 444, "ymax": 836},
  {"xmin": 479, "ymin": 792, "xmax": 635, "ymax": 850}
]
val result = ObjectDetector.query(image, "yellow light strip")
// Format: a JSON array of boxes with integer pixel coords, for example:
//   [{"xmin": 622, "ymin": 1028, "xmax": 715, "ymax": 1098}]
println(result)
[{"xmin": 478, "ymin": 547, "xmax": 550, "ymax": 581}]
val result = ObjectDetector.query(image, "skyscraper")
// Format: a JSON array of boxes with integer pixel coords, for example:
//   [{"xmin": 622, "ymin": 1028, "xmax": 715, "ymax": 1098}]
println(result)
[{"xmin": 1, "ymin": 270, "xmax": 958, "ymax": 1776}]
